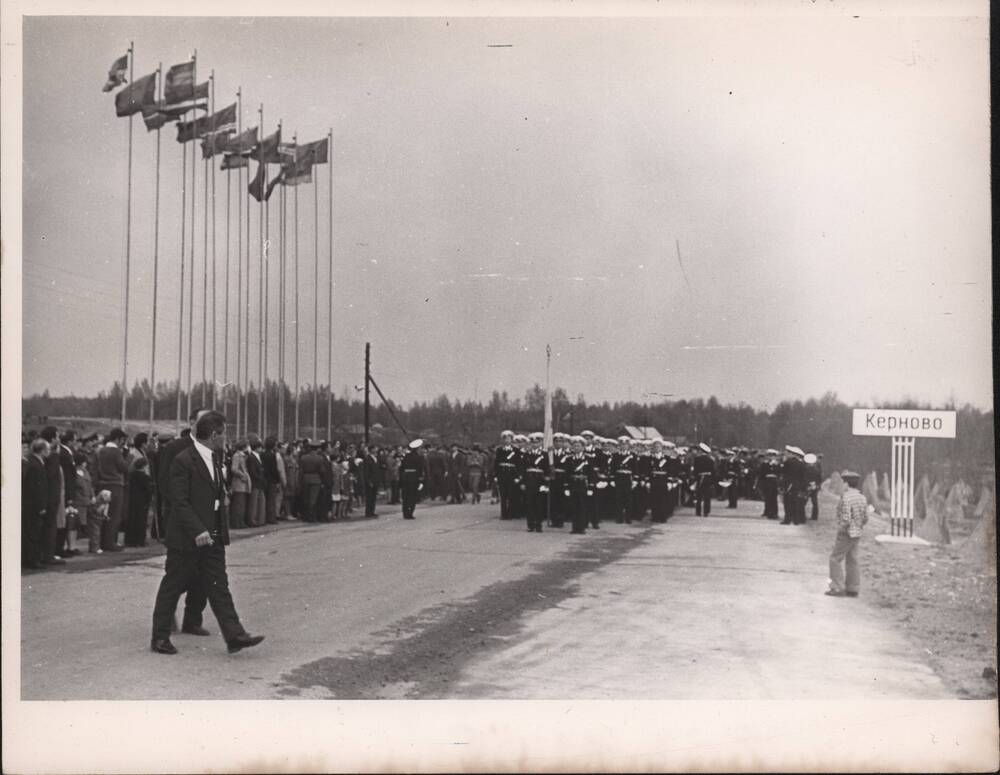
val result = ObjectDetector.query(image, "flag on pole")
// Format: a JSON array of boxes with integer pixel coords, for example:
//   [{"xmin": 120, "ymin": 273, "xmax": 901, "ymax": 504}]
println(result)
[
  {"xmin": 114, "ymin": 72, "xmax": 157, "ymax": 117},
  {"xmin": 220, "ymin": 153, "xmax": 249, "ymax": 170},
  {"xmin": 163, "ymin": 60, "xmax": 196, "ymax": 103},
  {"xmin": 297, "ymin": 137, "xmax": 329, "ymax": 165},
  {"xmin": 206, "ymin": 102, "xmax": 237, "ymax": 133},
  {"xmin": 102, "ymin": 54, "xmax": 129, "ymax": 92},
  {"xmin": 223, "ymin": 126, "xmax": 258, "ymax": 155},
  {"xmin": 544, "ymin": 344, "xmax": 553, "ymax": 450},
  {"xmin": 176, "ymin": 115, "xmax": 208, "ymax": 143},
  {"xmin": 248, "ymin": 161, "xmax": 283, "ymax": 202},
  {"xmin": 201, "ymin": 128, "xmax": 235, "ymax": 158},
  {"xmin": 249, "ymin": 129, "xmax": 282, "ymax": 163}
]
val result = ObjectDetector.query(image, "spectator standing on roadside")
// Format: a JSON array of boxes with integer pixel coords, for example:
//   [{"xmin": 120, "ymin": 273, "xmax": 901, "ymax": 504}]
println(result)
[
  {"xmin": 262, "ymin": 437, "xmax": 283, "ymax": 525},
  {"xmin": 826, "ymin": 470, "xmax": 871, "ymax": 598},
  {"xmin": 22, "ymin": 439, "xmax": 51, "ymax": 568},
  {"xmin": 125, "ymin": 457, "xmax": 153, "ymax": 547},
  {"xmin": 228, "ymin": 440, "xmax": 251, "ymax": 528},
  {"xmin": 385, "ymin": 448, "xmax": 401, "ymax": 505},
  {"xmin": 246, "ymin": 436, "xmax": 266, "ymax": 527}
]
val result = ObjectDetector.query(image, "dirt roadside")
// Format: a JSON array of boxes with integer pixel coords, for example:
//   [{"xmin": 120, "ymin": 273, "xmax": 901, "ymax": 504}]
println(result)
[{"xmin": 809, "ymin": 492, "xmax": 997, "ymax": 699}]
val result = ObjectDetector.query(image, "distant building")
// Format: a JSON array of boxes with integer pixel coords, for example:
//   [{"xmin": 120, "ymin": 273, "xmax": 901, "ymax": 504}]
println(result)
[{"xmin": 612, "ymin": 424, "xmax": 664, "ymax": 441}]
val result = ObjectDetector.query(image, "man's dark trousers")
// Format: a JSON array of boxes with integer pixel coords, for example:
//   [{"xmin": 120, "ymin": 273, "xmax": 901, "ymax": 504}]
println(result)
[{"xmin": 152, "ymin": 544, "xmax": 244, "ymax": 643}]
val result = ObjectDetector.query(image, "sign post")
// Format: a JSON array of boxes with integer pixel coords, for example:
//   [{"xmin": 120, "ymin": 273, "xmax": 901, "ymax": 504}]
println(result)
[{"xmin": 852, "ymin": 408, "xmax": 957, "ymax": 541}]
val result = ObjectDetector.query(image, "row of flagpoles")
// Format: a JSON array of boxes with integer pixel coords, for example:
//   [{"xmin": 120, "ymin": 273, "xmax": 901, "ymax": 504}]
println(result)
[{"xmin": 103, "ymin": 44, "xmax": 334, "ymax": 441}]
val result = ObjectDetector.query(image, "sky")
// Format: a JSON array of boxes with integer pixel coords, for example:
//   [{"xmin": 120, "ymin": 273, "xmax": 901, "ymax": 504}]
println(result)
[{"xmin": 16, "ymin": 4, "xmax": 993, "ymax": 412}]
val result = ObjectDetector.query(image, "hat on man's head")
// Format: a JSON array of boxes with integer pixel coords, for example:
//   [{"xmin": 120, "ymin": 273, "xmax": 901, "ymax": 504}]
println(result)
[
  {"xmin": 699, "ymin": 442, "xmax": 712, "ymax": 454},
  {"xmin": 784, "ymin": 445, "xmax": 804, "ymax": 457},
  {"xmin": 841, "ymin": 470, "xmax": 861, "ymax": 483},
  {"xmin": 529, "ymin": 432, "xmax": 544, "ymax": 442},
  {"xmin": 803, "ymin": 453, "xmax": 818, "ymax": 465},
  {"xmin": 409, "ymin": 438, "xmax": 424, "ymax": 450},
  {"xmin": 580, "ymin": 430, "xmax": 595, "ymax": 438}
]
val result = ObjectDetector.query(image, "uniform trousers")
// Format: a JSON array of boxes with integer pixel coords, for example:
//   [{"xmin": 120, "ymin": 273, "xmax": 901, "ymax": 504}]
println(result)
[
  {"xmin": 695, "ymin": 475, "xmax": 713, "ymax": 516},
  {"xmin": 151, "ymin": 544, "xmax": 244, "ymax": 643},
  {"xmin": 568, "ymin": 478, "xmax": 589, "ymax": 534},
  {"xmin": 401, "ymin": 481, "xmax": 420, "ymax": 518},
  {"xmin": 613, "ymin": 475, "xmax": 632, "ymax": 522},
  {"xmin": 498, "ymin": 479, "xmax": 515, "ymax": 519},
  {"xmin": 762, "ymin": 478, "xmax": 779, "ymax": 518},
  {"xmin": 650, "ymin": 478, "xmax": 670, "ymax": 522}
]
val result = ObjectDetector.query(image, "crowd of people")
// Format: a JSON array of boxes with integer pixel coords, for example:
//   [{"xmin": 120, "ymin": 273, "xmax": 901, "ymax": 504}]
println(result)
[{"xmin": 21, "ymin": 412, "xmax": 829, "ymax": 570}]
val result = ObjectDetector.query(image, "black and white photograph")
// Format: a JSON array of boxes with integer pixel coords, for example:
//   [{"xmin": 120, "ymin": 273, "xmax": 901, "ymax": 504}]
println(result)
[{"xmin": 2, "ymin": 0, "xmax": 996, "ymax": 772}]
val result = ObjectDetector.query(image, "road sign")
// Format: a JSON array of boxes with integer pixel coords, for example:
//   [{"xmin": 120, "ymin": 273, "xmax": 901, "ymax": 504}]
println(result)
[
  {"xmin": 851, "ymin": 408, "xmax": 957, "ymax": 540},
  {"xmin": 851, "ymin": 409, "xmax": 957, "ymax": 439}
]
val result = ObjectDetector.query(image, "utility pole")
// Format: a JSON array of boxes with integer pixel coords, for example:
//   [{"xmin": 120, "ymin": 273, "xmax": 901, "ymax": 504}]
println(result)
[{"xmin": 364, "ymin": 342, "xmax": 371, "ymax": 447}]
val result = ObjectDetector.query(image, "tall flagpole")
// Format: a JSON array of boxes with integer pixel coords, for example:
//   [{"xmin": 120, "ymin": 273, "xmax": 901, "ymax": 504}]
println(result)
[
  {"xmin": 278, "ymin": 159, "xmax": 286, "ymax": 439},
  {"xmin": 149, "ymin": 61, "xmax": 163, "ymax": 432},
  {"xmin": 201, "ymin": 71, "xmax": 212, "ymax": 408},
  {"xmin": 327, "ymin": 128, "xmax": 333, "ymax": 441},
  {"xmin": 293, "ymin": 152, "xmax": 300, "ymax": 440},
  {"xmin": 234, "ymin": 87, "xmax": 243, "ymax": 437},
  {"xmin": 175, "ymin": 54, "xmax": 192, "ymax": 430},
  {"xmin": 120, "ymin": 41, "xmax": 135, "ymax": 423},
  {"xmin": 257, "ymin": 104, "xmax": 265, "ymax": 437},
  {"xmin": 210, "ymin": 70, "xmax": 218, "ymax": 410},
  {"xmin": 263, "ymin": 120, "xmax": 278, "ymax": 438},
  {"xmin": 186, "ymin": 50, "xmax": 197, "ymax": 420},
  {"xmin": 312, "ymin": 156, "xmax": 319, "ymax": 435},
  {"xmin": 244, "ymin": 108, "xmax": 253, "ymax": 438},
  {"xmin": 224, "ymin": 159, "xmax": 231, "ymax": 419}
]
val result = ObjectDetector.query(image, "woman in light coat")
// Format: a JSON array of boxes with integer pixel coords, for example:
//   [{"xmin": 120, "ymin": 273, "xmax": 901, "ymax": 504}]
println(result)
[{"xmin": 229, "ymin": 439, "xmax": 251, "ymax": 529}]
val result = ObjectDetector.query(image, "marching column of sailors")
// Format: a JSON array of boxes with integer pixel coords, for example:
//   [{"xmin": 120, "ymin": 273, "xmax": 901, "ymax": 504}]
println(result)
[{"xmin": 485, "ymin": 430, "xmax": 823, "ymax": 531}]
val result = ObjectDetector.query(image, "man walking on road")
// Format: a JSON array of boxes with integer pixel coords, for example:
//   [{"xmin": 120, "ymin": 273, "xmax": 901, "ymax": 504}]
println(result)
[
  {"xmin": 150, "ymin": 410, "xmax": 264, "ymax": 655},
  {"xmin": 826, "ymin": 470, "xmax": 871, "ymax": 598}
]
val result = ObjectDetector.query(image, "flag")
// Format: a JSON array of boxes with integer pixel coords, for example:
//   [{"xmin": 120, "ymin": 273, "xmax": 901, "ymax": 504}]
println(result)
[
  {"xmin": 102, "ymin": 54, "xmax": 128, "ymax": 92},
  {"xmin": 248, "ymin": 162, "xmax": 267, "ymax": 201},
  {"xmin": 223, "ymin": 126, "xmax": 258, "ymax": 155},
  {"xmin": 297, "ymin": 137, "xmax": 329, "ymax": 165},
  {"xmin": 163, "ymin": 60, "xmax": 196, "ymax": 103},
  {"xmin": 176, "ymin": 115, "xmax": 208, "ymax": 143},
  {"xmin": 201, "ymin": 129, "xmax": 235, "ymax": 159},
  {"xmin": 277, "ymin": 142, "xmax": 297, "ymax": 159},
  {"xmin": 206, "ymin": 103, "xmax": 237, "ymax": 133},
  {"xmin": 220, "ymin": 153, "xmax": 249, "ymax": 170},
  {"xmin": 141, "ymin": 94, "xmax": 208, "ymax": 131},
  {"xmin": 282, "ymin": 164, "xmax": 312, "ymax": 186},
  {"xmin": 142, "ymin": 108, "xmax": 173, "ymax": 131},
  {"xmin": 249, "ymin": 161, "xmax": 283, "ymax": 202},
  {"xmin": 114, "ymin": 72, "xmax": 157, "ymax": 117},
  {"xmin": 249, "ymin": 128, "xmax": 282, "ymax": 163},
  {"xmin": 265, "ymin": 170, "xmax": 284, "ymax": 200}
]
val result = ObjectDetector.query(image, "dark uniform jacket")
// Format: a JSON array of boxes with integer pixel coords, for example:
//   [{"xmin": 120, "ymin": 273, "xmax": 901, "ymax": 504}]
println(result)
[
  {"xmin": 493, "ymin": 446, "xmax": 521, "ymax": 483},
  {"xmin": 165, "ymin": 445, "xmax": 230, "ymax": 550},
  {"xmin": 246, "ymin": 451, "xmax": 266, "ymax": 490},
  {"xmin": 399, "ymin": 450, "xmax": 425, "ymax": 484},
  {"xmin": 299, "ymin": 451, "xmax": 326, "ymax": 486}
]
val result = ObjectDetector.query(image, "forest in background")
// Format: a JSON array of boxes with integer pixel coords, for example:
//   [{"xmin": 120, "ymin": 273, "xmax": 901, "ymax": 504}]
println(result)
[{"xmin": 22, "ymin": 380, "xmax": 994, "ymax": 483}]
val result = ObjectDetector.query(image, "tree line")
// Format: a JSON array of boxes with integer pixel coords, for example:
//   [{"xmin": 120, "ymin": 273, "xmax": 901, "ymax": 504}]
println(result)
[{"xmin": 22, "ymin": 381, "xmax": 994, "ymax": 483}]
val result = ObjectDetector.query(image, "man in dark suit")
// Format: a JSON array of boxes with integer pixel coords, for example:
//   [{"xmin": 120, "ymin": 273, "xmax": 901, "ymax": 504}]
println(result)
[
  {"xmin": 150, "ymin": 411, "xmax": 264, "ymax": 656},
  {"xmin": 22, "ymin": 438, "xmax": 50, "ymax": 569},
  {"xmin": 362, "ymin": 444, "xmax": 381, "ymax": 517},
  {"xmin": 156, "ymin": 408, "xmax": 211, "ymax": 634},
  {"xmin": 246, "ymin": 436, "xmax": 266, "ymax": 527}
]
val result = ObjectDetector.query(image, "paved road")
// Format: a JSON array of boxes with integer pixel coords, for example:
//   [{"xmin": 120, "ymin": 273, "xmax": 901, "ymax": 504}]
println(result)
[{"xmin": 20, "ymin": 496, "xmax": 950, "ymax": 700}]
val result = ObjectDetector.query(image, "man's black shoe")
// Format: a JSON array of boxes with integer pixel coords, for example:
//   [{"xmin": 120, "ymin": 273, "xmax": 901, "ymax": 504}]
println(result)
[
  {"xmin": 227, "ymin": 633, "xmax": 265, "ymax": 654},
  {"xmin": 181, "ymin": 625, "xmax": 211, "ymax": 636},
  {"xmin": 151, "ymin": 638, "xmax": 178, "ymax": 655},
  {"xmin": 845, "ymin": 591, "xmax": 859, "ymax": 597}
]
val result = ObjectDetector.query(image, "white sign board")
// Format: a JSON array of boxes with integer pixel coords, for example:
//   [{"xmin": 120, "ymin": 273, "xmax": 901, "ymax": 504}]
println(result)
[{"xmin": 852, "ymin": 408, "xmax": 957, "ymax": 439}]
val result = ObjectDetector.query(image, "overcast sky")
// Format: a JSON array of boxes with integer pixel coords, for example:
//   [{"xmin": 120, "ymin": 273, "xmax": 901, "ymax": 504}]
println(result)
[{"xmin": 19, "ymin": 6, "xmax": 992, "ymax": 411}]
